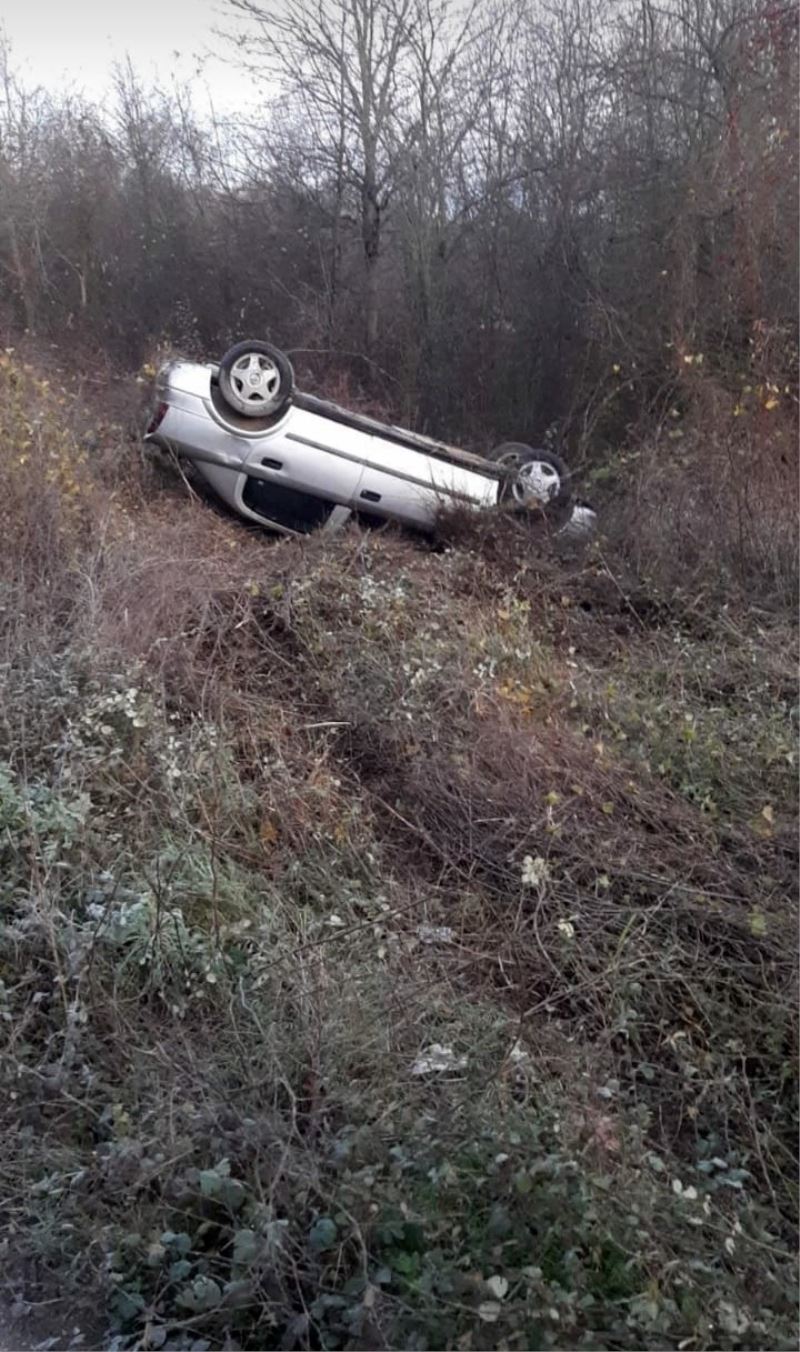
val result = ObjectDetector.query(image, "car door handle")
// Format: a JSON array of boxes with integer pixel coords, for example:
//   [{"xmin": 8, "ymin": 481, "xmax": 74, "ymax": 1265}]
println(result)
[
  {"xmin": 261, "ymin": 457, "xmax": 283, "ymax": 470},
  {"xmin": 360, "ymin": 489, "xmax": 381, "ymax": 503}
]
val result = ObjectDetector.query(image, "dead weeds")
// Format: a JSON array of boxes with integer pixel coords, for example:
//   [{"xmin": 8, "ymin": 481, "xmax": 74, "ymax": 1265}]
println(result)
[{"xmin": 0, "ymin": 358, "xmax": 797, "ymax": 1350}]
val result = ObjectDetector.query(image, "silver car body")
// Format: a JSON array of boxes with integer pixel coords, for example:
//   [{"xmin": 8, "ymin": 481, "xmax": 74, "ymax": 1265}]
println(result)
[{"xmin": 146, "ymin": 359, "xmax": 595, "ymax": 539}]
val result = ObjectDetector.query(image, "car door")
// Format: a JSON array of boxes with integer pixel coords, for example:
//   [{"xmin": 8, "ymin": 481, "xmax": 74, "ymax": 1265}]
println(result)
[
  {"xmin": 353, "ymin": 435, "xmax": 497, "ymax": 527},
  {"xmin": 240, "ymin": 403, "xmax": 363, "ymax": 511}
]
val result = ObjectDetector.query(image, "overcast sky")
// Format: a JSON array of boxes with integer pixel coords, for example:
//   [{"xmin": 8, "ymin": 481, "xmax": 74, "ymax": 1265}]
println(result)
[{"xmin": 2, "ymin": 0, "xmax": 259, "ymax": 112}]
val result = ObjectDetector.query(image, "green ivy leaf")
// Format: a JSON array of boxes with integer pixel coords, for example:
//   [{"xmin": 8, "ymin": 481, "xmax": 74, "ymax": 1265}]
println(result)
[
  {"xmin": 199, "ymin": 1170, "xmax": 221, "ymax": 1198},
  {"xmin": 218, "ymin": 1177, "xmax": 246, "ymax": 1212},
  {"xmin": 112, "ymin": 1288, "xmax": 146, "ymax": 1324},
  {"xmin": 177, "ymin": 1275, "xmax": 222, "ymax": 1312},
  {"xmin": 308, "ymin": 1216, "xmax": 338, "ymax": 1252},
  {"xmin": 232, "ymin": 1228, "xmax": 259, "ymax": 1268},
  {"xmin": 392, "ymin": 1251, "xmax": 421, "ymax": 1277},
  {"xmin": 161, "ymin": 1230, "xmax": 192, "ymax": 1255},
  {"xmin": 199, "ymin": 1158, "xmax": 230, "ymax": 1198}
]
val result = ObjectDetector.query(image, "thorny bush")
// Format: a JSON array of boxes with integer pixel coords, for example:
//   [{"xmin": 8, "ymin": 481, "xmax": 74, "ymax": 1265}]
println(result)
[{"xmin": 0, "ymin": 356, "xmax": 797, "ymax": 1350}]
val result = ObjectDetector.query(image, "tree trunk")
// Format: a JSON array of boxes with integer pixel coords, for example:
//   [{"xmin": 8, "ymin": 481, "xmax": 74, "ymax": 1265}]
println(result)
[
  {"xmin": 8, "ymin": 221, "xmax": 35, "ymax": 332},
  {"xmin": 362, "ymin": 181, "xmax": 381, "ymax": 355}
]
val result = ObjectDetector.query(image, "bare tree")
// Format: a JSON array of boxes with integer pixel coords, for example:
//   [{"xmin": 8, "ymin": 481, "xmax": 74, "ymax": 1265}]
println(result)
[
  {"xmin": 0, "ymin": 46, "xmax": 50, "ymax": 331},
  {"xmin": 227, "ymin": 0, "xmax": 418, "ymax": 354}
]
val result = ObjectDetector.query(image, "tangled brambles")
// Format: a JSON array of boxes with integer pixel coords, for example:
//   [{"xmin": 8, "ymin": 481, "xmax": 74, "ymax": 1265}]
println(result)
[{"xmin": 0, "ymin": 363, "xmax": 797, "ymax": 1351}]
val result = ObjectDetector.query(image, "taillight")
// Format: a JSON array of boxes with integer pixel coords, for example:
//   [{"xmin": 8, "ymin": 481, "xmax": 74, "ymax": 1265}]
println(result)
[{"xmin": 146, "ymin": 401, "xmax": 168, "ymax": 435}]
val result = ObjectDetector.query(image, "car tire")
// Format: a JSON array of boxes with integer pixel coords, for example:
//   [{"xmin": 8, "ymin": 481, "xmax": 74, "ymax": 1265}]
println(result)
[
  {"xmin": 217, "ymin": 340, "xmax": 294, "ymax": 418},
  {"xmin": 489, "ymin": 443, "xmax": 571, "ymax": 516}
]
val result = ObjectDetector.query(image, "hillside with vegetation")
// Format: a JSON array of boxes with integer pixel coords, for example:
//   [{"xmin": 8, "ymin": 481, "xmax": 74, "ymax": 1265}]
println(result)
[
  {"xmin": 0, "ymin": 1, "xmax": 797, "ymax": 1349},
  {"xmin": 0, "ymin": 346, "xmax": 796, "ymax": 1349}
]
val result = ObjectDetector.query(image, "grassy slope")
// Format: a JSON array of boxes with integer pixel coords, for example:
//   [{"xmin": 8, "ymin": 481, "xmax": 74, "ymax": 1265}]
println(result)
[{"xmin": 0, "ymin": 356, "xmax": 797, "ymax": 1351}]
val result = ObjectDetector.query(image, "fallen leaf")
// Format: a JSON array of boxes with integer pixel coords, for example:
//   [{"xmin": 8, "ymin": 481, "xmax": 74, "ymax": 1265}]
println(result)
[
  {"xmin": 590, "ymin": 1113, "xmax": 620, "ymax": 1154},
  {"xmin": 749, "ymin": 910, "xmax": 767, "ymax": 938}
]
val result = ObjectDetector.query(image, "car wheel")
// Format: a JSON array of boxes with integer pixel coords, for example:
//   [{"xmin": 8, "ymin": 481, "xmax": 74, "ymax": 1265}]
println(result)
[
  {"xmin": 489, "ymin": 443, "xmax": 571, "ymax": 515},
  {"xmin": 217, "ymin": 340, "xmax": 294, "ymax": 418}
]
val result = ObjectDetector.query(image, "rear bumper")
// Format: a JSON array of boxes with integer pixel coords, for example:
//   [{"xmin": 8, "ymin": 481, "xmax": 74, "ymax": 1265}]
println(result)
[{"xmin": 144, "ymin": 427, "xmax": 245, "ymax": 474}]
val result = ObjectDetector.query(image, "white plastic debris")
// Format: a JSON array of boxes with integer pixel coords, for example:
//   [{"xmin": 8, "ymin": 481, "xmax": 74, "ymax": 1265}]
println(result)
[
  {"xmin": 410, "ymin": 1043, "xmax": 468, "ymax": 1076},
  {"xmin": 416, "ymin": 924, "xmax": 454, "ymax": 944}
]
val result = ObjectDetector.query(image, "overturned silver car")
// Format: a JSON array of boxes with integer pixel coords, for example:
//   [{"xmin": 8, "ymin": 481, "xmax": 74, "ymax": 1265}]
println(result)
[{"xmin": 145, "ymin": 340, "xmax": 596, "ymax": 540}]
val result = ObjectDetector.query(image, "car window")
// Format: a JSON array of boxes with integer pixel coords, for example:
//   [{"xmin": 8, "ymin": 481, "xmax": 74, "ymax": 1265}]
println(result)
[{"xmin": 242, "ymin": 477, "xmax": 335, "ymax": 533}]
